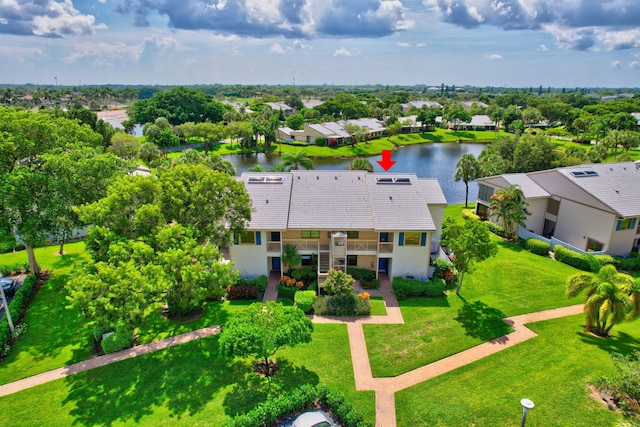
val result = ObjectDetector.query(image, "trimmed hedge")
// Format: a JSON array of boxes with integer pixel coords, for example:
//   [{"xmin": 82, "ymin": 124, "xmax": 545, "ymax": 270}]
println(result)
[
  {"xmin": 0, "ymin": 274, "xmax": 37, "ymax": 355},
  {"xmin": 313, "ymin": 295, "xmax": 371, "ymax": 316},
  {"xmin": 392, "ymin": 277, "xmax": 445, "ymax": 300},
  {"xmin": 277, "ymin": 285, "xmax": 299, "ymax": 300},
  {"xmin": 291, "ymin": 268, "xmax": 316, "ymax": 283},
  {"xmin": 226, "ymin": 285, "xmax": 260, "ymax": 300},
  {"xmin": 614, "ymin": 253, "xmax": 640, "ymax": 271},
  {"xmin": 594, "ymin": 254, "xmax": 616, "ymax": 267},
  {"xmin": 0, "ymin": 262, "xmax": 29, "ymax": 276},
  {"xmin": 526, "ymin": 238, "xmax": 550, "ymax": 256},
  {"xmin": 360, "ymin": 279, "xmax": 380, "ymax": 290},
  {"xmin": 346, "ymin": 268, "xmax": 376, "ymax": 282},
  {"xmin": 462, "ymin": 209, "xmax": 480, "ymax": 221},
  {"xmin": 486, "ymin": 222, "xmax": 506, "ymax": 238},
  {"xmin": 101, "ymin": 326, "xmax": 134, "ymax": 354},
  {"xmin": 224, "ymin": 383, "xmax": 372, "ymax": 427},
  {"xmin": 294, "ymin": 290, "xmax": 315, "ymax": 313},
  {"xmin": 553, "ymin": 245, "xmax": 600, "ymax": 272},
  {"xmin": 235, "ymin": 276, "xmax": 268, "ymax": 293}
]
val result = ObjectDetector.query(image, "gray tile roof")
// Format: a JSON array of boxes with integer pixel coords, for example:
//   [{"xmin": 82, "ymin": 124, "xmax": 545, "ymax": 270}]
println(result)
[
  {"xmin": 240, "ymin": 171, "xmax": 446, "ymax": 231},
  {"xmin": 555, "ymin": 163, "xmax": 640, "ymax": 217},
  {"xmin": 501, "ymin": 174, "xmax": 550, "ymax": 198}
]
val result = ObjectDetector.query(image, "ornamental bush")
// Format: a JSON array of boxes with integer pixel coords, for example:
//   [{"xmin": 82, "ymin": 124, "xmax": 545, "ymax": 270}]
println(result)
[
  {"xmin": 101, "ymin": 326, "xmax": 134, "ymax": 354},
  {"xmin": 392, "ymin": 276, "xmax": 445, "ymax": 300},
  {"xmin": 0, "ymin": 262, "xmax": 29, "ymax": 276},
  {"xmin": 526, "ymin": 238, "xmax": 550, "ymax": 256},
  {"xmin": 594, "ymin": 254, "xmax": 616, "ymax": 267},
  {"xmin": 554, "ymin": 245, "xmax": 600, "ymax": 272},
  {"xmin": 486, "ymin": 222, "xmax": 506, "ymax": 238},
  {"xmin": 615, "ymin": 253, "xmax": 640, "ymax": 271},
  {"xmin": 291, "ymin": 268, "xmax": 316, "ymax": 283},
  {"xmin": 424, "ymin": 278, "xmax": 446, "ymax": 297},
  {"xmin": 294, "ymin": 290, "xmax": 315, "ymax": 313},
  {"xmin": 277, "ymin": 284, "xmax": 298, "ymax": 300},
  {"xmin": 226, "ymin": 285, "xmax": 260, "ymax": 300},
  {"xmin": 346, "ymin": 268, "xmax": 376, "ymax": 282},
  {"xmin": 323, "ymin": 269, "xmax": 355, "ymax": 297},
  {"xmin": 462, "ymin": 209, "xmax": 480, "ymax": 221}
]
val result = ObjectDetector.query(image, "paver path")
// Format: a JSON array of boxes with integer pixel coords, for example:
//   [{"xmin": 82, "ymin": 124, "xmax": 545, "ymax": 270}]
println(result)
[
  {"xmin": 0, "ymin": 273, "xmax": 585, "ymax": 427},
  {"xmin": 262, "ymin": 271, "xmax": 281, "ymax": 303}
]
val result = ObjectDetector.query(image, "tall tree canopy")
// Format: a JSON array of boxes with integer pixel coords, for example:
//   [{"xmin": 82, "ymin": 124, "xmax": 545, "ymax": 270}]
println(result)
[
  {"xmin": 0, "ymin": 107, "xmax": 131, "ymax": 276},
  {"xmin": 129, "ymin": 87, "xmax": 231, "ymax": 126}
]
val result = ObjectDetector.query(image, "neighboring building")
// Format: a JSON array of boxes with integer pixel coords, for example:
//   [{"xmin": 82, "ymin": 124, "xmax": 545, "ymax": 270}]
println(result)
[
  {"xmin": 302, "ymin": 99, "xmax": 324, "ymax": 109},
  {"xmin": 401, "ymin": 100, "xmax": 443, "ymax": 112},
  {"xmin": 475, "ymin": 162, "xmax": 640, "ymax": 256},
  {"xmin": 436, "ymin": 114, "xmax": 497, "ymax": 131},
  {"xmin": 461, "ymin": 101, "xmax": 489, "ymax": 110},
  {"xmin": 277, "ymin": 118, "xmax": 386, "ymax": 145},
  {"xmin": 265, "ymin": 102, "xmax": 293, "ymax": 117},
  {"xmin": 631, "ymin": 112, "xmax": 640, "ymax": 131},
  {"xmin": 227, "ymin": 171, "xmax": 447, "ymax": 280}
]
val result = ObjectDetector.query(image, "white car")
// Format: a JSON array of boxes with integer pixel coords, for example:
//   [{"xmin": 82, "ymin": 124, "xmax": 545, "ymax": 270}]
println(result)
[{"xmin": 292, "ymin": 411, "xmax": 334, "ymax": 427}]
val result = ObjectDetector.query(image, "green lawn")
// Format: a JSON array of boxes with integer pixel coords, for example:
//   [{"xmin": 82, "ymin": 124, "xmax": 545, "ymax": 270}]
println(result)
[
  {"xmin": 365, "ymin": 205, "xmax": 584, "ymax": 377},
  {"xmin": 369, "ymin": 296, "xmax": 387, "ymax": 316},
  {"xmin": 395, "ymin": 315, "xmax": 639, "ymax": 426},
  {"xmin": 0, "ymin": 325, "xmax": 375, "ymax": 426}
]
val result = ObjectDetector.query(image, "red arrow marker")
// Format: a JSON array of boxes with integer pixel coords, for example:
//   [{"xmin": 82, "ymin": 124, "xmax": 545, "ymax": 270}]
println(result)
[{"xmin": 377, "ymin": 149, "xmax": 396, "ymax": 171}]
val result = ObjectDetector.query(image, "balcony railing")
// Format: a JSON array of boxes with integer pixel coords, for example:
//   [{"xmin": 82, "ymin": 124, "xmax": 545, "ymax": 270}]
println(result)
[
  {"xmin": 267, "ymin": 242, "xmax": 281, "ymax": 252},
  {"xmin": 282, "ymin": 239, "xmax": 319, "ymax": 251},
  {"xmin": 346, "ymin": 240, "xmax": 378, "ymax": 252},
  {"xmin": 378, "ymin": 242, "xmax": 393, "ymax": 253}
]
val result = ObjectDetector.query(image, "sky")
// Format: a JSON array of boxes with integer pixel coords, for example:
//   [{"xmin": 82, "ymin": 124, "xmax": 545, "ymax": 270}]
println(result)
[{"xmin": 1, "ymin": 0, "xmax": 640, "ymax": 88}]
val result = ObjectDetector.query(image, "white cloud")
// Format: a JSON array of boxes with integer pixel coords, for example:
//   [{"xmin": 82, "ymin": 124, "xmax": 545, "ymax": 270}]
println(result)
[
  {"xmin": 538, "ymin": 44, "xmax": 548, "ymax": 51},
  {"xmin": 599, "ymin": 29, "xmax": 640, "ymax": 50},
  {"xmin": 63, "ymin": 34, "xmax": 178, "ymax": 66},
  {"xmin": 292, "ymin": 39, "xmax": 311, "ymax": 53},
  {"xmin": 486, "ymin": 53, "xmax": 502, "ymax": 60},
  {"xmin": 610, "ymin": 60, "xmax": 622, "ymax": 69},
  {"xmin": 333, "ymin": 47, "xmax": 352, "ymax": 57},
  {"xmin": 416, "ymin": 42, "xmax": 426, "ymax": 47},
  {"xmin": 396, "ymin": 42, "xmax": 410, "ymax": 48},
  {"xmin": 269, "ymin": 43, "xmax": 285, "ymax": 54},
  {"xmin": 629, "ymin": 61, "xmax": 640, "ymax": 70}
]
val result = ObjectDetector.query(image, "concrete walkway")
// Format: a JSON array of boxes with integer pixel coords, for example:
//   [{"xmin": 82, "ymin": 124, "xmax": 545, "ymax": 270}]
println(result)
[
  {"xmin": 262, "ymin": 271, "xmax": 281, "ymax": 303},
  {"xmin": 0, "ymin": 273, "xmax": 584, "ymax": 427}
]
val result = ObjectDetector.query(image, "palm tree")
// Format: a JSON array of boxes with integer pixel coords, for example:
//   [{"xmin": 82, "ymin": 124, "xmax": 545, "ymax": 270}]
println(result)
[
  {"xmin": 281, "ymin": 149, "xmax": 313, "ymax": 171},
  {"xmin": 349, "ymin": 158, "xmax": 373, "ymax": 172},
  {"xmin": 454, "ymin": 153, "xmax": 479, "ymax": 208},
  {"xmin": 488, "ymin": 185, "xmax": 530, "ymax": 240},
  {"xmin": 566, "ymin": 265, "xmax": 640, "ymax": 337}
]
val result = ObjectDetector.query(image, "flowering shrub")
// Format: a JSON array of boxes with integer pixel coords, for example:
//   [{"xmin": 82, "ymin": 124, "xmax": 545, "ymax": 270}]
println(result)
[
  {"xmin": 323, "ymin": 269, "xmax": 355, "ymax": 296},
  {"xmin": 358, "ymin": 292, "xmax": 370, "ymax": 301},
  {"xmin": 279, "ymin": 276, "xmax": 303, "ymax": 288}
]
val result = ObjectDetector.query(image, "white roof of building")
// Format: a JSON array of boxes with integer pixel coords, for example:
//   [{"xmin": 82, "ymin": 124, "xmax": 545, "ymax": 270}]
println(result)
[
  {"xmin": 631, "ymin": 112, "xmax": 640, "ymax": 124},
  {"xmin": 266, "ymin": 102, "xmax": 292, "ymax": 111},
  {"xmin": 239, "ymin": 171, "xmax": 446, "ymax": 231},
  {"xmin": 402, "ymin": 100, "xmax": 443, "ymax": 110},
  {"xmin": 477, "ymin": 174, "xmax": 549, "ymax": 199},
  {"xmin": 551, "ymin": 163, "xmax": 640, "ymax": 217},
  {"xmin": 462, "ymin": 101, "xmax": 489, "ymax": 109},
  {"xmin": 468, "ymin": 115, "xmax": 496, "ymax": 127},
  {"xmin": 302, "ymin": 99, "xmax": 324, "ymax": 108}
]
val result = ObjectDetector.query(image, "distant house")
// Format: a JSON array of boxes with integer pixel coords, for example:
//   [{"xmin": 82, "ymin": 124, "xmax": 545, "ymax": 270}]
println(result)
[
  {"xmin": 401, "ymin": 100, "xmax": 443, "ymax": 113},
  {"xmin": 226, "ymin": 171, "xmax": 447, "ymax": 280},
  {"xmin": 265, "ymin": 102, "xmax": 293, "ymax": 117},
  {"xmin": 461, "ymin": 101, "xmax": 489, "ymax": 111},
  {"xmin": 302, "ymin": 99, "xmax": 324, "ymax": 109},
  {"xmin": 436, "ymin": 114, "xmax": 497, "ymax": 131},
  {"xmin": 631, "ymin": 112, "xmax": 640, "ymax": 131},
  {"xmin": 277, "ymin": 118, "xmax": 386, "ymax": 145},
  {"xmin": 475, "ymin": 162, "xmax": 640, "ymax": 256}
]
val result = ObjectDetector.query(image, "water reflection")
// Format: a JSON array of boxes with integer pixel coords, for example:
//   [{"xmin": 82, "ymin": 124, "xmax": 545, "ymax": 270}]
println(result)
[{"xmin": 225, "ymin": 143, "xmax": 486, "ymax": 205}]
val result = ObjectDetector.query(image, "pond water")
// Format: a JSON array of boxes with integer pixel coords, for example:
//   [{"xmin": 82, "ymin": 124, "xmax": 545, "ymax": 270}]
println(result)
[{"xmin": 225, "ymin": 143, "xmax": 486, "ymax": 205}]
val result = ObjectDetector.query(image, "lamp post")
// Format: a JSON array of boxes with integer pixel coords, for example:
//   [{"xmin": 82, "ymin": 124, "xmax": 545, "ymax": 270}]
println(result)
[
  {"xmin": 0, "ymin": 275, "xmax": 15, "ymax": 335},
  {"xmin": 520, "ymin": 398, "xmax": 535, "ymax": 427}
]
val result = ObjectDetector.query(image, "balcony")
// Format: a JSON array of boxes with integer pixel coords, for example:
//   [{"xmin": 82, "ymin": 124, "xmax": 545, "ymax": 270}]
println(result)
[
  {"xmin": 267, "ymin": 242, "xmax": 281, "ymax": 253},
  {"xmin": 378, "ymin": 242, "xmax": 393, "ymax": 254},
  {"xmin": 346, "ymin": 240, "xmax": 378, "ymax": 253},
  {"xmin": 282, "ymin": 239, "xmax": 319, "ymax": 251}
]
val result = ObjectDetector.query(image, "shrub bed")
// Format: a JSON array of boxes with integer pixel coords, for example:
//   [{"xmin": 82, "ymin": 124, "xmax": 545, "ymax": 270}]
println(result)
[
  {"xmin": 224, "ymin": 383, "xmax": 372, "ymax": 427},
  {"xmin": 594, "ymin": 254, "xmax": 616, "ymax": 267},
  {"xmin": 553, "ymin": 245, "xmax": 600, "ymax": 272},
  {"xmin": 226, "ymin": 285, "xmax": 260, "ymax": 300},
  {"xmin": 277, "ymin": 285, "xmax": 299, "ymax": 300},
  {"xmin": 392, "ymin": 276, "xmax": 446, "ymax": 300},
  {"xmin": 360, "ymin": 279, "xmax": 380, "ymax": 290},
  {"xmin": 294, "ymin": 290, "xmax": 315, "ymax": 313},
  {"xmin": 291, "ymin": 268, "xmax": 316, "ymax": 283},
  {"xmin": 0, "ymin": 274, "xmax": 37, "ymax": 357},
  {"xmin": 101, "ymin": 326, "xmax": 134, "ymax": 354},
  {"xmin": 526, "ymin": 238, "xmax": 550, "ymax": 256},
  {"xmin": 313, "ymin": 295, "xmax": 371, "ymax": 316},
  {"xmin": 615, "ymin": 253, "xmax": 640, "ymax": 271},
  {"xmin": 346, "ymin": 268, "xmax": 376, "ymax": 282},
  {"xmin": 486, "ymin": 222, "xmax": 506, "ymax": 238},
  {"xmin": 0, "ymin": 262, "xmax": 29, "ymax": 276},
  {"xmin": 236, "ymin": 276, "xmax": 268, "ymax": 294},
  {"xmin": 462, "ymin": 209, "xmax": 480, "ymax": 220}
]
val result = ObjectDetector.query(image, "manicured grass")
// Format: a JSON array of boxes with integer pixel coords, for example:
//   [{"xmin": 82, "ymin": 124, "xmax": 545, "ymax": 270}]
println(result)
[
  {"xmin": 395, "ymin": 315, "xmax": 639, "ymax": 426},
  {"xmin": 369, "ymin": 296, "xmax": 387, "ymax": 316},
  {"xmin": 393, "ymin": 129, "xmax": 504, "ymax": 145},
  {"xmin": 365, "ymin": 204, "xmax": 583, "ymax": 377},
  {"xmin": 0, "ymin": 325, "xmax": 375, "ymax": 426}
]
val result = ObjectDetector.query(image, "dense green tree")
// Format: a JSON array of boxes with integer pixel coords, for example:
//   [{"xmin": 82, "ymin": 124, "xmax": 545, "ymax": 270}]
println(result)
[
  {"xmin": 440, "ymin": 217, "xmax": 498, "ymax": 294},
  {"xmin": 139, "ymin": 141, "xmax": 161, "ymax": 166},
  {"xmin": 108, "ymin": 132, "xmax": 140, "ymax": 160},
  {"xmin": 129, "ymin": 86, "xmax": 230, "ymax": 125},
  {"xmin": 443, "ymin": 105, "xmax": 472, "ymax": 130},
  {"xmin": 0, "ymin": 108, "xmax": 129, "ymax": 276},
  {"xmin": 454, "ymin": 153, "xmax": 480, "ymax": 208},
  {"xmin": 285, "ymin": 113, "xmax": 305, "ymax": 130},
  {"xmin": 227, "ymin": 121, "xmax": 255, "ymax": 151},
  {"xmin": 386, "ymin": 121, "xmax": 402, "ymax": 140},
  {"xmin": 488, "ymin": 106, "xmax": 505, "ymax": 132},
  {"xmin": 566, "ymin": 265, "xmax": 640, "ymax": 337},
  {"xmin": 488, "ymin": 185, "xmax": 530, "ymax": 240},
  {"xmin": 512, "ymin": 134, "xmax": 558, "ymax": 172},
  {"xmin": 219, "ymin": 301, "xmax": 313, "ymax": 376},
  {"xmin": 204, "ymin": 153, "xmax": 236, "ymax": 176},
  {"xmin": 323, "ymin": 269, "xmax": 355, "ymax": 297},
  {"xmin": 522, "ymin": 107, "xmax": 542, "ymax": 129}
]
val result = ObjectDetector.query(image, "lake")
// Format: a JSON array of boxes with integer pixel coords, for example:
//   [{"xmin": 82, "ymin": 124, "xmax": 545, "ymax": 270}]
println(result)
[{"xmin": 225, "ymin": 143, "xmax": 486, "ymax": 205}]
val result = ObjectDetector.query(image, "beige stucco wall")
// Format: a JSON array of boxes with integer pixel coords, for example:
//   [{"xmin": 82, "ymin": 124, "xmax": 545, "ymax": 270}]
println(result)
[
  {"xmin": 608, "ymin": 217, "xmax": 639, "ymax": 256},
  {"xmin": 554, "ymin": 199, "xmax": 615, "ymax": 252},
  {"xmin": 229, "ymin": 234, "xmax": 269, "ymax": 277},
  {"xmin": 389, "ymin": 232, "xmax": 431, "ymax": 277},
  {"xmin": 525, "ymin": 198, "xmax": 548, "ymax": 235}
]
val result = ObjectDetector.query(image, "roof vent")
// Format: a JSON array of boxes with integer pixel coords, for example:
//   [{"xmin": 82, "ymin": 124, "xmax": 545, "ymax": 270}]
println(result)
[
  {"xmin": 248, "ymin": 176, "xmax": 283, "ymax": 184},
  {"xmin": 376, "ymin": 177, "xmax": 412, "ymax": 185}
]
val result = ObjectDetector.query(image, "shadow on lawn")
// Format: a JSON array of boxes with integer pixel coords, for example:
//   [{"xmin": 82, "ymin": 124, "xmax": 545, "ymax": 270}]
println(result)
[
  {"xmin": 578, "ymin": 330, "xmax": 640, "ymax": 355},
  {"xmin": 454, "ymin": 296, "xmax": 512, "ymax": 341},
  {"xmin": 63, "ymin": 335, "xmax": 241, "ymax": 426}
]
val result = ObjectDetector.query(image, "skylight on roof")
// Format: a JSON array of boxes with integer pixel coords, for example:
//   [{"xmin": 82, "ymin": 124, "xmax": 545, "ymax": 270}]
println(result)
[
  {"xmin": 570, "ymin": 170, "xmax": 599, "ymax": 178},
  {"xmin": 248, "ymin": 176, "xmax": 283, "ymax": 184},
  {"xmin": 376, "ymin": 177, "xmax": 412, "ymax": 185}
]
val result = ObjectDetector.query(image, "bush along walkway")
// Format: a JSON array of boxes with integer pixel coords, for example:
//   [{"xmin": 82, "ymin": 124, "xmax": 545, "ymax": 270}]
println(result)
[{"xmin": 0, "ymin": 274, "xmax": 583, "ymax": 427}]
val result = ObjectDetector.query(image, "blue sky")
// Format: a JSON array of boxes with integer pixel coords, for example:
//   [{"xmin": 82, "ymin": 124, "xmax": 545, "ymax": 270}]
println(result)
[{"xmin": 1, "ymin": 0, "xmax": 640, "ymax": 87}]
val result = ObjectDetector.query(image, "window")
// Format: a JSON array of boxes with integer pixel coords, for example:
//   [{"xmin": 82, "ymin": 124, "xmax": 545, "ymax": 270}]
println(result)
[
  {"xmin": 346, "ymin": 231, "xmax": 359, "ymax": 239},
  {"xmin": 586, "ymin": 238, "xmax": 604, "ymax": 252},
  {"xmin": 347, "ymin": 255, "xmax": 358, "ymax": 267},
  {"xmin": 270, "ymin": 231, "xmax": 281, "ymax": 242},
  {"xmin": 301, "ymin": 255, "xmax": 312, "ymax": 266},
  {"xmin": 476, "ymin": 203, "xmax": 490, "ymax": 220},
  {"xmin": 478, "ymin": 184, "xmax": 494, "ymax": 202},
  {"xmin": 546, "ymin": 199, "xmax": 560, "ymax": 216},
  {"xmin": 617, "ymin": 218, "xmax": 637, "ymax": 231},
  {"xmin": 404, "ymin": 232, "xmax": 421, "ymax": 246},
  {"xmin": 236, "ymin": 231, "xmax": 255, "ymax": 245},
  {"xmin": 301, "ymin": 230, "xmax": 320, "ymax": 239}
]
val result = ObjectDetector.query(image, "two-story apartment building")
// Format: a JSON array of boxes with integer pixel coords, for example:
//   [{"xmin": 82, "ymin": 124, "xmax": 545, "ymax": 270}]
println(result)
[
  {"xmin": 475, "ymin": 162, "xmax": 640, "ymax": 256},
  {"xmin": 227, "ymin": 171, "xmax": 447, "ymax": 280}
]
